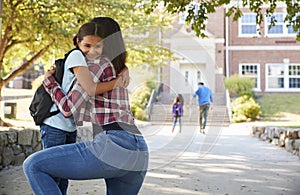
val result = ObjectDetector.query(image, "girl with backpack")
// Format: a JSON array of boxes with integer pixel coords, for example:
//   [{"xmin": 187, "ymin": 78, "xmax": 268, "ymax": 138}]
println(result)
[{"xmin": 31, "ymin": 20, "xmax": 129, "ymax": 195}]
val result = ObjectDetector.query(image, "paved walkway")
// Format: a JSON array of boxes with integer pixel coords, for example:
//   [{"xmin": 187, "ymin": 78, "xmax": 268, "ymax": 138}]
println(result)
[{"xmin": 0, "ymin": 123, "xmax": 299, "ymax": 195}]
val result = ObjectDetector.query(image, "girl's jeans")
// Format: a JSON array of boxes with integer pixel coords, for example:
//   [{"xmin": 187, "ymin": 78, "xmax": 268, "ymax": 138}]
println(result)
[
  {"xmin": 172, "ymin": 116, "xmax": 182, "ymax": 132},
  {"xmin": 23, "ymin": 130, "xmax": 149, "ymax": 195},
  {"xmin": 40, "ymin": 124, "xmax": 77, "ymax": 195}
]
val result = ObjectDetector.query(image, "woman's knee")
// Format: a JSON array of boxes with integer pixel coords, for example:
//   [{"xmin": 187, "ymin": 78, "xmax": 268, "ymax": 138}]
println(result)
[{"xmin": 23, "ymin": 152, "xmax": 39, "ymax": 174}]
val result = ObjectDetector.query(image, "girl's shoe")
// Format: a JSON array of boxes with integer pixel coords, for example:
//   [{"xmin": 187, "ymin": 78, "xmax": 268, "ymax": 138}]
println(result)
[{"xmin": 200, "ymin": 128, "xmax": 205, "ymax": 134}]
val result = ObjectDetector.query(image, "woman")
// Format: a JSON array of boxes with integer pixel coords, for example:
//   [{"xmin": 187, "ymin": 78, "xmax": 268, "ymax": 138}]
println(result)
[
  {"xmin": 38, "ymin": 19, "xmax": 129, "ymax": 194},
  {"xmin": 23, "ymin": 18, "xmax": 148, "ymax": 195}
]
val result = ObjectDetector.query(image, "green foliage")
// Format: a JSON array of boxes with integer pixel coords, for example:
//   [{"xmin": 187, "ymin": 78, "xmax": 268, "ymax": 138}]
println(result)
[
  {"xmin": 0, "ymin": 0, "xmax": 174, "ymax": 90},
  {"xmin": 147, "ymin": 0, "xmax": 300, "ymax": 40},
  {"xmin": 126, "ymin": 43, "xmax": 174, "ymax": 69},
  {"xmin": 145, "ymin": 80, "xmax": 157, "ymax": 91},
  {"xmin": 134, "ymin": 107, "xmax": 148, "ymax": 121},
  {"xmin": 225, "ymin": 75, "xmax": 254, "ymax": 97},
  {"xmin": 129, "ymin": 84, "xmax": 153, "ymax": 121},
  {"xmin": 231, "ymin": 95, "xmax": 261, "ymax": 123},
  {"xmin": 2, "ymin": 0, "xmax": 299, "ymax": 91}
]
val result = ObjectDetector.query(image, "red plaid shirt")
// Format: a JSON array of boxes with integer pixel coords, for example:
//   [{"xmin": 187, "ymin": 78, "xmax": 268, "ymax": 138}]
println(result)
[{"xmin": 43, "ymin": 56, "xmax": 135, "ymax": 126}]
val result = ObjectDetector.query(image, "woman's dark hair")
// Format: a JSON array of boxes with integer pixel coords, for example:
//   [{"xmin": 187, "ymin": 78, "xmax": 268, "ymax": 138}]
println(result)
[
  {"xmin": 90, "ymin": 17, "xmax": 127, "ymax": 74},
  {"xmin": 73, "ymin": 22, "xmax": 101, "ymax": 47},
  {"xmin": 73, "ymin": 18, "xmax": 127, "ymax": 74},
  {"xmin": 173, "ymin": 94, "xmax": 184, "ymax": 106}
]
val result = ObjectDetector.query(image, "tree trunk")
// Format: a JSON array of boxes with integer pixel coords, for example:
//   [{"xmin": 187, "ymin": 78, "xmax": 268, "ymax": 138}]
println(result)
[{"xmin": 0, "ymin": 84, "xmax": 13, "ymax": 127}]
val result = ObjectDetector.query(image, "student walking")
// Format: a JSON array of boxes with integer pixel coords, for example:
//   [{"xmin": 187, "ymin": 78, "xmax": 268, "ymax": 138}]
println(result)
[
  {"xmin": 193, "ymin": 82, "xmax": 213, "ymax": 134},
  {"xmin": 23, "ymin": 18, "xmax": 148, "ymax": 195},
  {"xmin": 172, "ymin": 95, "xmax": 183, "ymax": 133}
]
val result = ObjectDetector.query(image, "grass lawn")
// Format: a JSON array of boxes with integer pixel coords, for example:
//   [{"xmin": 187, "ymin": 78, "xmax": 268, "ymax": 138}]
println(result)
[{"xmin": 255, "ymin": 93, "xmax": 300, "ymax": 127}]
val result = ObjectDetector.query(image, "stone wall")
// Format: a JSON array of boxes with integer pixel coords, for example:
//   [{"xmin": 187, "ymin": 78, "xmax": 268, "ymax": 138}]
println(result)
[
  {"xmin": 251, "ymin": 126, "xmax": 300, "ymax": 157},
  {"xmin": 0, "ymin": 126, "xmax": 91, "ymax": 170},
  {"xmin": 0, "ymin": 122, "xmax": 146, "ymax": 170},
  {"xmin": 0, "ymin": 127, "xmax": 41, "ymax": 169}
]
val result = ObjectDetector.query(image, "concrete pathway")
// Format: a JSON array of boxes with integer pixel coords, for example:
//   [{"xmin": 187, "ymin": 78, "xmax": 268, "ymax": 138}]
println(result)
[{"xmin": 0, "ymin": 123, "xmax": 299, "ymax": 195}]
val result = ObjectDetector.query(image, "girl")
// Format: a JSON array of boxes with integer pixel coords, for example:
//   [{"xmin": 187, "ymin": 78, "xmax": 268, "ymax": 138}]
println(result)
[
  {"xmin": 38, "ymin": 19, "xmax": 128, "ymax": 194},
  {"xmin": 172, "ymin": 95, "xmax": 183, "ymax": 133},
  {"xmin": 23, "ymin": 18, "xmax": 148, "ymax": 195}
]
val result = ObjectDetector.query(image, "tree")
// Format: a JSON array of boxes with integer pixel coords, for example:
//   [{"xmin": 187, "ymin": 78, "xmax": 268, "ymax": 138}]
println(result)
[
  {"xmin": 2, "ymin": 0, "xmax": 298, "ymax": 126},
  {"xmin": 147, "ymin": 0, "xmax": 300, "ymax": 40},
  {"xmin": 0, "ymin": 0, "xmax": 173, "ymax": 126}
]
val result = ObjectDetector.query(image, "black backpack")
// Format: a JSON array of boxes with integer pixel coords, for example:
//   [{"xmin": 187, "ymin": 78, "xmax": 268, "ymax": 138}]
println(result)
[{"xmin": 29, "ymin": 49, "xmax": 78, "ymax": 125}]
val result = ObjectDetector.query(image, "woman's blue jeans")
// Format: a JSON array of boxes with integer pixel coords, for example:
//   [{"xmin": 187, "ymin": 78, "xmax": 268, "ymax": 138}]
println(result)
[
  {"xmin": 40, "ymin": 124, "xmax": 77, "ymax": 195},
  {"xmin": 23, "ymin": 130, "xmax": 149, "ymax": 195}
]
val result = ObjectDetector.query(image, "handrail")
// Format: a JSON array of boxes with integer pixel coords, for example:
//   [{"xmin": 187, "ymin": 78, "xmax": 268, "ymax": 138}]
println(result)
[
  {"xmin": 146, "ymin": 89, "xmax": 157, "ymax": 121},
  {"xmin": 225, "ymin": 89, "xmax": 232, "ymax": 123}
]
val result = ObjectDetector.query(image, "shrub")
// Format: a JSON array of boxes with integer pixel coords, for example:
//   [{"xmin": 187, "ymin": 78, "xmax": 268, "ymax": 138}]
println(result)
[
  {"xmin": 225, "ymin": 74, "xmax": 255, "ymax": 97},
  {"xmin": 231, "ymin": 95, "xmax": 261, "ymax": 122},
  {"xmin": 145, "ymin": 80, "xmax": 157, "ymax": 91},
  {"xmin": 130, "ymin": 83, "xmax": 153, "ymax": 121},
  {"xmin": 134, "ymin": 107, "xmax": 148, "ymax": 121}
]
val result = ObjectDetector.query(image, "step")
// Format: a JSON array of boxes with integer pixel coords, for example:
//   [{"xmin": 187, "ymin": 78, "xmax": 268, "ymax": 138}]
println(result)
[
  {"xmin": 149, "ymin": 111, "xmax": 230, "ymax": 126},
  {"xmin": 150, "ymin": 92, "xmax": 231, "ymax": 127}
]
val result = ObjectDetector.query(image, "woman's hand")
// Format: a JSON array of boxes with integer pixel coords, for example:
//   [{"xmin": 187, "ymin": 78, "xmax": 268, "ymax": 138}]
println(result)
[
  {"xmin": 116, "ymin": 67, "xmax": 130, "ymax": 88},
  {"xmin": 44, "ymin": 65, "xmax": 56, "ymax": 79}
]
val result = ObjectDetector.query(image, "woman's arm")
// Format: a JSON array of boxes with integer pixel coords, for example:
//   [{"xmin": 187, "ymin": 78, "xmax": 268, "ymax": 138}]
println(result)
[
  {"xmin": 72, "ymin": 66, "xmax": 129, "ymax": 96},
  {"xmin": 43, "ymin": 69, "xmax": 89, "ymax": 118}
]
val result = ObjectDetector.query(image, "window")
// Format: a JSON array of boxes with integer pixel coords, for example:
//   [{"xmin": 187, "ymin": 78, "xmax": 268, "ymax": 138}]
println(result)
[
  {"xmin": 287, "ymin": 14, "xmax": 300, "ymax": 34},
  {"xmin": 266, "ymin": 13, "xmax": 298, "ymax": 36},
  {"xmin": 287, "ymin": 25, "xmax": 297, "ymax": 34},
  {"xmin": 179, "ymin": 12, "xmax": 187, "ymax": 24},
  {"xmin": 197, "ymin": 71, "xmax": 201, "ymax": 83},
  {"xmin": 289, "ymin": 65, "xmax": 300, "ymax": 88},
  {"xmin": 267, "ymin": 64, "xmax": 284, "ymax": 88},
  {"xmin": 266, "ymin": 64, "xmax": 300, "ymax": 91},
  {"xmin": 267, "ymin": 13, "xmax": 284, "ymax": 34},
  {"xmin": 239, "ymin": 64, "xmax": 260, "ymax": 90},
  {"xmin": 239, "ymin": 14, "xmax": 259, "ymax": 36},
  {"xmin": 185, "ymin": 71, "xmax": 189, "ymax": 84}
]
